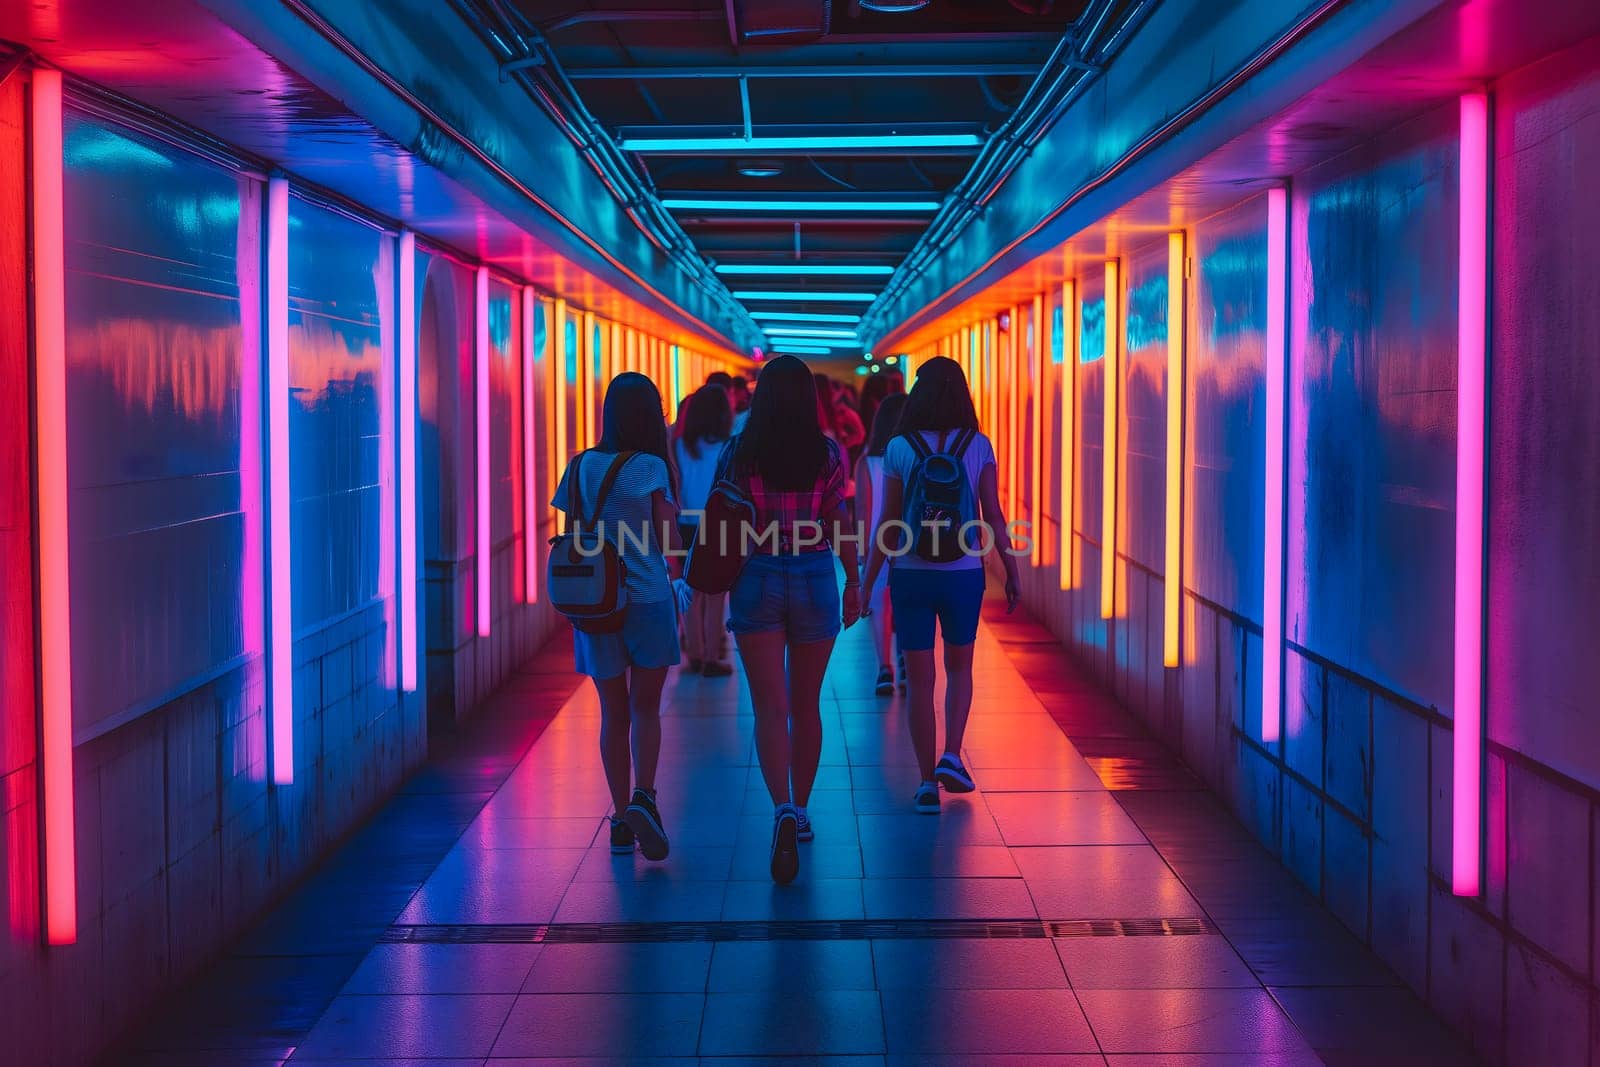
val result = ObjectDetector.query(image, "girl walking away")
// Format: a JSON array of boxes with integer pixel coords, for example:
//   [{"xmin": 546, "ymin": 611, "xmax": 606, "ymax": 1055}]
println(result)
[
  {"xmin": 855, "ymin": 392, "xmax": 908, "ymax": 696},
  {"xmin": 551, "ymin": 373, "xmax": 687, "ymax": 861},
  {"xmin": 722, "ymin": 356, "xmax": 862, "ymax": 884},
  {"xmin": 861, "ymin": 356, "xmax": 1021, "ymax": 815},
  {"xmin": 674, "ymin": 384, "xmax": 734, "ymax": 676}
]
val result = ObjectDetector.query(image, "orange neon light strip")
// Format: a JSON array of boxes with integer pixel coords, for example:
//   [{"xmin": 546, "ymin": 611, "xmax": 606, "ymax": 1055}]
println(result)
[
  {"xmin": 33, "ymin": 67, "xmax": 77, "ymax": 946},
  {"xmin": 1059, "ymin": 280, "xmax": 1076, "ymax": 591},
  {"xmin": 1164, "ymin": 233, "xmax": 1186, "ymax": 667},
  {"xmin": 1101, "ymin": 260, "xmax": 1120, "ymax": 620}
]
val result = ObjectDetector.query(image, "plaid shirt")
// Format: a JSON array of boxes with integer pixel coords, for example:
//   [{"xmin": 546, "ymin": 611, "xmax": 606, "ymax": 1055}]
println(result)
[{"xmin": 717, "ymin": 437, "xmax": 847, "ymax": 553}]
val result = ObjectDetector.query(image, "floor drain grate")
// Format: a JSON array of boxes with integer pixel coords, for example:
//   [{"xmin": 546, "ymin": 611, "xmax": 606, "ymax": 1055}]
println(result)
[{"xmin": 382, "ymin": 916, "xmax": 1219, "ymax": 945}]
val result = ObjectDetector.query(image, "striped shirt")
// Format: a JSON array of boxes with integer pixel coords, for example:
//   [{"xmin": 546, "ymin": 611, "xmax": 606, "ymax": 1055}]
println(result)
[{"xmin": 551, "ymin": 450, "xmax": 674, "ymax": 603}]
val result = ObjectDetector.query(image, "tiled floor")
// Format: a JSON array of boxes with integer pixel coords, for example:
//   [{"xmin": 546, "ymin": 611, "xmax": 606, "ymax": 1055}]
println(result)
[{"xmin": 117, "ymin": 599, "xmax": 1480, "ymax": 1065}]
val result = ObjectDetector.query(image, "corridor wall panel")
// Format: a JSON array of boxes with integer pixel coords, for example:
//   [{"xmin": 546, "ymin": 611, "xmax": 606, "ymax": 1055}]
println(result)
[
  {"xmin": 62, "ymin": 113, "xmax": 251, "ymax": 742},
  {"xmin": 1075, "ymin": 274, "xmax": 1108, "ymax": 660},
  {"xmin": 1119, "ymin": 239, "xmax": 1171, "ymax": 719},
  {"xmin": 1286, "ymin": 105, "xmax": 1460, "ymax": 718}
]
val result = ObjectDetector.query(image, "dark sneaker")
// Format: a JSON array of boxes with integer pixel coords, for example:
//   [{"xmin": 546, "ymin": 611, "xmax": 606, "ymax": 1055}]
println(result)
[
  {"xmin": 914, "ymin": 781, "xmax": 941, "ymax": 814},
  {"xmin": 609, "ymin": 817, "xmax": 635, "ymax": 855},
  {"xmin": 935, "ymin": 753, "xmax": 976, "ymax": 793},
  {"xmin": 623, "ymin": 789, "xmax": 670, "ymax": 862},
  {"xmin": 701, "ymin": 659, "xmax": 734, "ymax": 677},
  {"xmin": 770, "ymin": 805, "xmax": 801, "ymax": 884},
  {"xmin": 875, "ymin": 667, "xmax": 894, "ymax": 695},
  {"xmin": 795, "ymin": 808, "xmax": 814, "ymax": 843}
]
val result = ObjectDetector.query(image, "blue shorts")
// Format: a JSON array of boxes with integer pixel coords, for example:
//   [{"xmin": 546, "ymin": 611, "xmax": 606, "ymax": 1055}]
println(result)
[
  {"xmin": 889, "ymin": 567, "xmax": 985, "ymax": 651},
  {"xmin": 728, "ymin": 551, "xmax": 841, "ymax": 644},
  {"xmin": 573, "ymin": 597, "xmax": 681, "ymax": 680}
]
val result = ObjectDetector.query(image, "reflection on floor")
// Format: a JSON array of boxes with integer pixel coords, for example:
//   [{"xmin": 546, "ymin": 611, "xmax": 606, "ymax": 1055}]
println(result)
[{"xmin": 119, "ymin": 599, "xmax": 1479, "ymax": 1065}]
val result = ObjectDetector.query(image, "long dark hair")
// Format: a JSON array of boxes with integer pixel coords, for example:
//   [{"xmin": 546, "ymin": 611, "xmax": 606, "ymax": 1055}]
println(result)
[
  {"xmin": 897, "ymin": 356, "xmax": 980, "ymax": 435},
  {"xmin": 680, "ymin": 383, "xmax": 732, "ymax": 460},
  {"xmin": 733, "ymin": 355, "xmax": 829, "ymax": 491},
  {"xmin": 866, "ymin": 393, "xmax": 907, "ymax": 457},
  {"xmin": 597, "ymin": 372, "xmax": 675, "ymax": 493}
]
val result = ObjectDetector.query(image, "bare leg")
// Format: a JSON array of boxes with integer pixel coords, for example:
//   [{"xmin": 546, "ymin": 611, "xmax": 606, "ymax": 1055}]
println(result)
[
  {"xmin": 736, "ymin": 629, "xmax": 793, "ymax": 804},
  {"xmin": 941, "ymin": 641, "xmax": 976, "ymax": 756},
  {"xmin": 595, "ymin": 673, "xmax": 633, "ymax": 814},
  {"xmin": 706, "ymin": 592, "xmax": 730, "ymax": 662},
  {"xmin": 628, "ymin": 665, "xmax": 668, "ymax": 793},
  {"xmin": 903, "ymin": 648, "xmax": 938, "ymax": 781},
  {"xmin": 682, "ymin": 595, "xmax": 704, "ymax": 663},
  {"xmin": 786, "ymin": 637, "xmax": 836, "ymax": 808}
]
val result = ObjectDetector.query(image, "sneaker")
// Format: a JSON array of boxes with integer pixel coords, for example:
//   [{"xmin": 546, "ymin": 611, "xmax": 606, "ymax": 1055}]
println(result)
[
  {"xmin": 770, "ymin": 805, "xmax": 801, "ymax": 884},
  {"xmin": 914, "ymin": 781, "xmax": 941, "ymax": 814},
  {"xmin": 795, "ymin": 807, "xmax": 814, "ymax": 843},
  {"xmin": 935, "ymin": 753, "xmax": 976, "ymax": 793},
  {"xmin": 608, "ymin": 817, "xmax": 635, "ymax": 855},
  {"xmin": 700, "ymin": 659, "xmax": 734, "ymax": 677},
  {"xmin": 623, "ymin": 788, "xmax": 670, "ymax": 862},
  {"xmin": 875, "ymin": 666, "xmax": 894, "ymax": 696}
]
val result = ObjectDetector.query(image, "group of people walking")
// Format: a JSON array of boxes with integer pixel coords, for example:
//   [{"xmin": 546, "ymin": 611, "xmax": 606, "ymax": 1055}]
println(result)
[{"xmin": 549, "ymin": 354, "xmax": 1021, "ymax": 884}]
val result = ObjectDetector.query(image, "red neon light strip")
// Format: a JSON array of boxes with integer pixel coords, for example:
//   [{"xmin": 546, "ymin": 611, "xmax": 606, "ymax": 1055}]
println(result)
[
  {"xmin": 33, "ymin": 67, "xmax": 77, "ymax": 946},
  {"xmin": 521, "ymin": 286, "xmax": 539, "ymax": 604},
  {"xmin": 1453, "ymin": 92, "xmax": 1489, "ymax": 897},
  {"xmin": 398, "ymin": 233, "xmax": 419, "ymax": 690},
  {"xmin": 475, "ymin": 267, "xmax": 491, "ymax": 638}
]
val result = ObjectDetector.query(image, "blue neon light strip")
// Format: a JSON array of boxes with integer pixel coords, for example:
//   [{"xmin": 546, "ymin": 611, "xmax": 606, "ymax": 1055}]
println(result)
[
  {"xmin": 716, "ymin": 264, "xmax": 895, "ymax": 276},
  {"xmin": 772, "ymin": 344, "xmax": 833, "ymax": 355},
  {"xmin": 734, "ymin": 290, "xmax": 877, "ymax": 302},
  {"xmin": 662, "ymin": 198, "xmax": 941, "ymax": 213},
  {"xmin": 628, "ymin": 134, "xmax": 981, "ymax": 152},
  {"xmin": 763, "ymin": 338, "xmax": 859, "ymax": 349},
  {"xmin": 761, "ymin": 327, "xmax": 859, "ymax": 339},
  {"xmin": 749, "ymin": 311, "xmax": 861, "ymax": 324}
]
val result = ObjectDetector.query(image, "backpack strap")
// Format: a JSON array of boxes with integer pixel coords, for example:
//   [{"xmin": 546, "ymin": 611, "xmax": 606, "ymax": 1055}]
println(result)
[
  {"xmin": 949, "ymin": 428, "xmax": 977, "ymax": 460},
  {"xmin": 589, "ymin": 451, "xmax": 636, "ymax": 522},
  {"xmin": 903, "ymin": 430, "xmax": 933, "ymax": 461},
  {"xmin": 567, "ymin": 450, "xmax": 594, "ymax": 529}
]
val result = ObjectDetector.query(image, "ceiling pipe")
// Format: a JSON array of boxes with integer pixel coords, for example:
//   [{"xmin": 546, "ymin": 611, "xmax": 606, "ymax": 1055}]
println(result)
[{"xmin": 542, "ymin": 9, "xmax": 724, "ymax": 33}]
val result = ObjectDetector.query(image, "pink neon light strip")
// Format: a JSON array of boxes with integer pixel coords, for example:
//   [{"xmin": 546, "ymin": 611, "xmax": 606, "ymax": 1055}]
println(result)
[
  {"xmin": 1453, "ymin": 92, "xmax": 1489, "ymax": 897},
  {"xmin": 267, "ymin": 177, "xmax": 293, "ymax": 785},
  {"xmin": 475, "ymin": 267, "xmax": 491, "ymax": 638},
  {"xmin": 398, "ymin": 233, "xmax": 419, "ymax": 691},
  {"xmin": 1262, "ymin": 187, "xmax": 1288, "ymax": 745},
  {"xmin": 33, "ymin": 67, "xmax": 77, "ymax": 946},
  {"xmin": 521, "ymin": 286, "xmax": 539, "ymax": 604}
]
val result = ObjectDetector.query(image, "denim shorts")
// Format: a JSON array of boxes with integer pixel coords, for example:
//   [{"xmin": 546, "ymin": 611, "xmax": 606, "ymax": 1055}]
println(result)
[
  {"xmin": 889, "ymin": 566, "xmax": 986, "ymax": 651},
  {"xmin": 728, "ymin": 551, "xmax": 841, "ymax": 643},
  {"xmin": 572, "ymin": 597, "xmax": 681, "ymax": 680}
]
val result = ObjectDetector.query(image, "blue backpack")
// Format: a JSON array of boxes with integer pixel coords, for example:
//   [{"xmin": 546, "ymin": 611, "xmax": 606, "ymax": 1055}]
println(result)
[{"xmin": 901, "ymin": 429, "xmax": 980, "ymax": 563}]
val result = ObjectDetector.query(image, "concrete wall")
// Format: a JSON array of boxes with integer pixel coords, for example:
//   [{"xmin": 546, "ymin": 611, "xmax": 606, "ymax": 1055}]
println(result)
[{"xmin": 998, "ymin": 35, "xmax": 1600, "ymax": 1067}]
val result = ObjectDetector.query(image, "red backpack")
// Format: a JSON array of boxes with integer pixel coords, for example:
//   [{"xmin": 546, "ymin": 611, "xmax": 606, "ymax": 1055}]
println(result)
[{"xmin": 685, "ymin": 441, "xmax": 755, "ymax": 593}]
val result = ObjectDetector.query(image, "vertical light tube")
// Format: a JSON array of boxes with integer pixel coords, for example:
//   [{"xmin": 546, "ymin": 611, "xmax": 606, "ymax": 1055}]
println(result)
[
  {"xmin": 398, "ymin": 233, "xmax": 418, "ymax": 690},
  {"xmin": 1008, "ymin": 308, "xmax": 1020, "ymax": 518},
  {"xmin": 671, "ymin": 344, "xmax": 682, "ymax": 412},
  {"xmin": 1101, "ymin": 261, "xmax": 1120, "ymax": 620},
  {"xmin": 581, "ymin": 311, "xmax": 596, "ymax": 447},
  {"xmin": 1263, "ymin": 187, "xmax": 1289, "ymax": 744},
  {"xmin": 521, "ymin": 287, "xmax": 538, "ymax": 604},
  {"xmin": 1453, "ymin": 91, "xmax": 1489, "ymax": 897},
  {"xmin": 32, "ymin": 67, "xmax": 76, "ymax": 945},
  {"xmin": 552, "ymin": 298, "xmax": 567, "ymax": 518},
  {"xmin": 267, "ymin": 177, "xmax": 293, "ymax": 785},
  {"xmin": 1164, "ymin": 233, "xmax": 1186, "ymax": 667},
  {"xmin": 474, "ymin": 266, "xmax": 491, "ymax": 638},
  {"xmin": 1031, "ymin": 294, "xmax": 1045, "ymax": 567},
  {"xmin": 1060, "ymin": 280, "xmax": 1076, "ymax": 591}
]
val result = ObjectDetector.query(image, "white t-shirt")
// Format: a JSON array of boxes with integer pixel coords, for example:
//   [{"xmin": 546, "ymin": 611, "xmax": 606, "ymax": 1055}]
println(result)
[
  {"xmin": 881, "ymin": 429, "xmax": 997, "ymax": 572},
  {"xmin": 552, "ymin": 450, "xmax": 673, "ymax": 602},
  {"xmin": 674, "ymin": 435, "xmax": 725, "ymax": 519}
]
